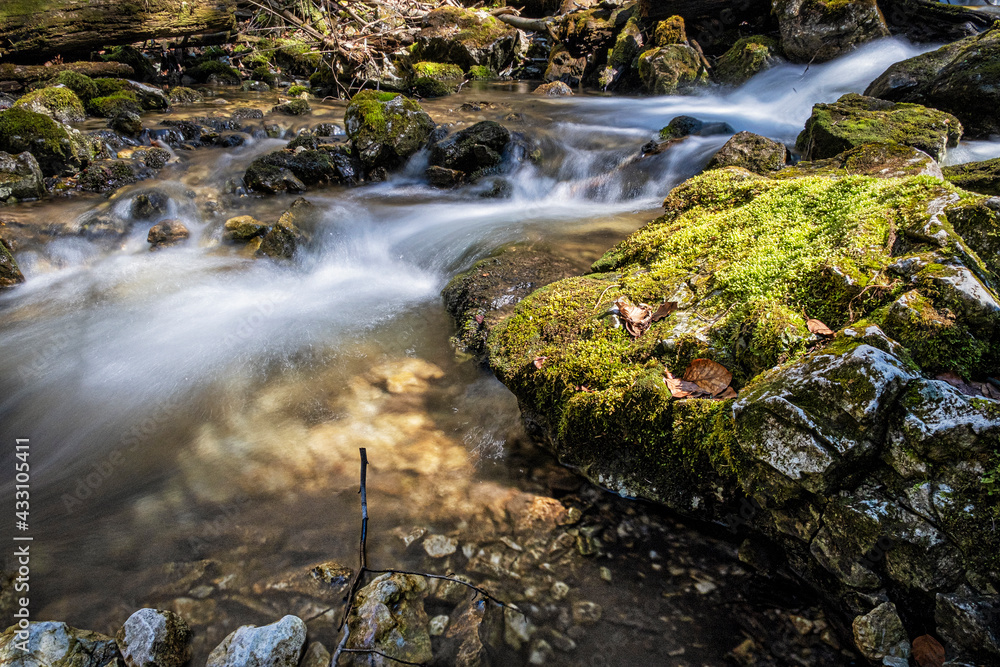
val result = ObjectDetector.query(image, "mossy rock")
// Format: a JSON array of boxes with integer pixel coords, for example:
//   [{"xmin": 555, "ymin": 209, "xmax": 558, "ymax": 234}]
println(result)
[
  {"xmin": 251, "ymin": 65, "xmax": 276, "ymax": 89},
  {"xmin": 53, "ymin": 71, "xmax": 98, "ymax": 104},
  {"xmin": 413, "ymin": 7, "xmax": 522, "ymax": 71},
  {"xmin": 444, "ymin": 246, "xmax": 578, "ymax": 358},
  {"xmin": 601, "ymin": 16, "xmax": 643, "ymax": 90},
  {"xmin": 77, "ymin": 159, "xmax": 142, "ymax": 193},
  {"xmin": 796, "ymin": 93, "xmax": 962, "ymax": 162},
  {"xmin": 344, "ymin": 91, "xmax": 434, "ymax": 175},
  {"xmin": 0, "ymin": 107, "xmax": 88, "ymax": 176},
  {"xmin": 286, "ymin": 85, "xmax": 310, "ymax": 97},
  {"xmin": 168, "ymin": 86, "xmax": 204, "ymax": 105},
  {"xmin": 272, "ymin": 99, "xmax": 311, "ymax": 116},
  {"xmin": 187, "ymin": 60, "xmax": 241, "ymax": 85},
  {"xmin": 657, "ymin": 115, "xmax": 733, "ymax": 140},
  {"xmin": 0, "ymin": 150, "xmax": 45, "ymax": 201},
  {"xmin": 780, "ymin": 142, "xmax": 943, "ymax": 181},
  {"xmin": 486, "ymin": 168, "xmax": 999, "ymax": 500},
  {"xmin": 654, "ymin": 16, "xmax": 686, "ymax": 46},
  {"xmin": 13, "ymin": 86, "xmax": 86, "ymax": 124},
  {"xmin": 707, "ymin": 131, "xmax": 788, "ymax": 173},
  {"xmin": 715, "ymin": 36, "xmax": 783, "ymax": 86},
  {"xmin": 484, "ymin": 165, "xmax": 1000, "ymax": 660},
  {"xmin": 88, "ymin": 91, "xmax": 142, "ymax": 118},
  {"xmin": 773, "ymin": 0, "xmax": 889, "ymax": 63},
  {"xmin": 412, "ymin": 77, "xmax": 454, "ymax": 98},
  {"xmin": 466, "ymin": 65, "xmax": 496, "ymax": 81},
  {"xmin": 0, "ymin": 236, "xmax": 25, "ymax": 288},
  {"xmin": 223, "ymin": 215, "xmax": 268, "ymax": 242},
  {"xmin": 412, "ymin": 61, "xmax": 464, "ymax": 82},
  {"xmin": 864, "ymin": 27, "xmax": 1000, "ymax": 139},
  {"xmin": 637, "ymin": 45, "xmax": 708, "ymax": 96}
]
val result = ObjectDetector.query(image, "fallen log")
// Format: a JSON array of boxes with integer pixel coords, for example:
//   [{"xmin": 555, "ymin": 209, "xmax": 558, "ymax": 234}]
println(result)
[{"xmin": 0, "ymin": 0, "xmax": 237, "ymax": 63}]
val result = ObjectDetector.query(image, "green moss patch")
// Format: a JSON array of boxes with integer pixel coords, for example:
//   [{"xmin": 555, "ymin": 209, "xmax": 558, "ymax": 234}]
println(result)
[
  {"xmin": 487, "ymin": 168, "xmax": 1000, "ymax": 504},
  {"xmin": 13, "ymin": 86, "xmax": 85, "ymax": 123}
]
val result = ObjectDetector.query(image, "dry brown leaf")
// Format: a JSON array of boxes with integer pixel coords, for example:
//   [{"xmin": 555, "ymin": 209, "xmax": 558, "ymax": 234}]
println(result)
[
  {"xmin": 912, "ymin": 635, "xmax": 945, "ymax": 667},
  {"xmin": 616, "ymin": 297, "xmax": 653, "ymax": 338},
  {"xmin": 716, "ymin": 386, "xmax": 738, "ymax": 399},
  {"xmin": 663, "ymin": 370, "xmax": 705, "ymax": 399},
  {"xmin": 806, "ymin": 318, "xmax": 835, "ymax": 336},
  {"xmin": 683, "ymin": 359, "xmax": 733, "ymax": 397},
  {"xmin": 651, "ymin": 301, "xmax": 678, "ymax": 322},
  {"xmin": 532, "ymin": 356, "xmax": 547, "ymax": 369}
]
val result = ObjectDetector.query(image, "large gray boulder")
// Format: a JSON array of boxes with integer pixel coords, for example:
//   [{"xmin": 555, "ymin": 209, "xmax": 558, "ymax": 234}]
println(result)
[
  {"xmin": 865, "ymin": 27, "xmax": 1000, "ymax": 138},
  {"xmin": 0, "ymin": 621, "xmax": 120, "ymax": 666},
  {"xmin": 773, "ymin": 0, "xmax": 889, "ymax": 63},
  {"xmin": 206, "ymin": 615, "xmax": 306, "ymax": 667},
  {"xmin": 0, "ymin": 151, "xmax": 44, "ymax": 201}
]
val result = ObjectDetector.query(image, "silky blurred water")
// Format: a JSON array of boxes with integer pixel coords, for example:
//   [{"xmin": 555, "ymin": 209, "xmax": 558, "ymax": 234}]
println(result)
[{"xmin": 0, "ymin": 35, "xmax": 990, "ymax": 664}]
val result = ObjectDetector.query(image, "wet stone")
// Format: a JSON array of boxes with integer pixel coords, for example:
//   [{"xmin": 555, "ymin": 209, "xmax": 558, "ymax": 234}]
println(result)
[
  {"xmin": 0, "ymin": 621, "xmax": 120, "ymax": 667},
  {"xmin": 115, "ymin": 608, "xmax": 191, "ymax": 667},
  {"xmin": 423, "ymin": 534, "xmax": 458, "ymax": 558},
  {"xmin": 147, "ymin": 219, "xmax": 189, "ymax": 250},
  {"xmin": 205, "ymin": 615, "xmax": 306, "ymax": 667}
]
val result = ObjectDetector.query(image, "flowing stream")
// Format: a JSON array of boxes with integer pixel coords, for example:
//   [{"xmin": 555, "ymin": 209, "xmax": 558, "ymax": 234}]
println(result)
[{"xmin": 1, "ymin": 37, "xmax": 988, "ymax": 665}]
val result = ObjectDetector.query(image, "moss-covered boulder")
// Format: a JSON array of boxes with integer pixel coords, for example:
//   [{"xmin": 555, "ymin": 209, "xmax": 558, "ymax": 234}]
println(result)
[
  {"xmin": 413, "ymin": 7, "xmax": 523, "ymax": 72},
  {"xmin": 532, "ymin": 81, "xmax": 573, "ymax": 96},
  {"xmin": 942, "ymin": 157, "xmax": 1000, "ymax": 197},
  {"xmin": 0, "ymin": 150, "xmax": 45, "ymax": 201},
  {"xmin": 14, "ymin": 85, "xmax": 86, "ymax": 123},
  {"xmin": 427, "ymin": 121, "xmax": 510, "ymax": 185},
  {"xmin": 780, "ymin": 142, "xmax": 943, "ymax": 180},
  {"xmin": 412, "ymin": 61, "xmax": 464, "ymax": 83},
  {"xmin": 86, "ymin": 79, "xmax": 168, "ymax": 118},
  {"xmin": 186, "ymin": 60, "xmax": 241, "ymax": 85},
  {"xmin": 653, "ymin": 16, "xmax": 686, "ymax": 46},
  {"xmin": 773, "ymin": 0, "xmax": 889, "ymax": 63},
  {"xmin": 167, "ymin": 86, "xmax": 204, "ymax": 105},
  {"xmin": 707, "ymin": 131, "xmax": 788, "ymax": 173},
  {"xmin": 715, "ymin": 36, "xmax": 783, "ymax": 86},
  {"xmin": 796, "ymin": 93, "xmax": 961, "ymax": 162},
  {"xmin": 272, "ymin": 99, "xmax": 311, "ymax": 116},
  {"xmin": 243, "ymin": 146, "xmax": 360, "ymax": 194},
  {"xmin": 344, "ymin": 91, "xmax": 434, "ymax": 177},
  {"xmin": 0, "ymin": 107, "xmax": 90, "ymax": 176},
  {"xmin": 599, "ymin": 16, "xmax": 644, "ymax": 90},
  {"xmin": 53, "ymin": 71, "xmax": 98, "ymax": 103},
  {"xmin": 223, "ymin": 215, "xmax": 268, "ymax": 242},
  {"xmin": 0, "ymin": 237, "xmax": 25, "ymax": 288},
  {"xmin": 637, "ymin": 45, "xmax": 707, "ymax": 95},
  {"xmin": 865, "ymin": 27, "xmax": 1000, "ymax": 138},
  {"xmin": 483, "ymin": 166, "xmax": 1000, "ymax": 661},
  {"xmin": 77, "ymin": 159, "xmax": 144, "ymax": 193}
]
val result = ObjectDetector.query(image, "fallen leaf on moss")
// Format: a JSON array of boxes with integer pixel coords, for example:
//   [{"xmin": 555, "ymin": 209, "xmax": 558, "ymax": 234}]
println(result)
[
  {"xmin": 912, "ymin": 635, "xmax": 945, "ymax": 667},
  {"xmin": 717, "ymin": 386, "xmax": 738, "ymax": 399},
  {"xmin": 533, "ymin": 356, "xmax": 547, "ymax": 369},
  {"xmin": 616, "ymin": 297, "xmax": 653, "ymax": 338},
  {"xmin": 651, "ymin": 301, "xmax": 678, "ymax": 322},
  {"xmin": 683, "ymin": 359, "xmax": 733, "ymax": 396},
  {"xmin": 664, "ymin": 370, "xmax": 704, "ymax": 398},
  {"xmin": 575, "ymin": 385, "xmax": 595, "ymax": 393},
  {"xmin": 806, "ymin": 318, "xmax": 834, "ymax": 336}
]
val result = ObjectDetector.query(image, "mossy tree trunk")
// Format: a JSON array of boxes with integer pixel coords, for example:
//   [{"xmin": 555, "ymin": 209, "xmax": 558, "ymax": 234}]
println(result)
[{"xmin": 0, "ymin": 0, "xmax": 237, "ymax": 63}]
